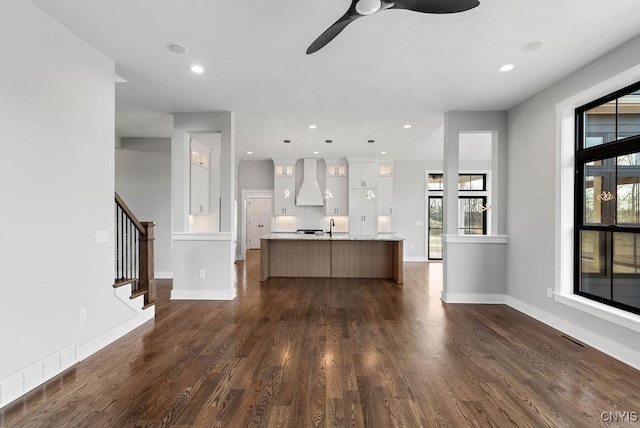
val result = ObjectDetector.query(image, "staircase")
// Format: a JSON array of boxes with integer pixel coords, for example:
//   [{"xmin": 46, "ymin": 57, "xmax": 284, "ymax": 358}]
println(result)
[{"xmin": 114, "ymin": 193, "xmax": 156, "ymax": 311}]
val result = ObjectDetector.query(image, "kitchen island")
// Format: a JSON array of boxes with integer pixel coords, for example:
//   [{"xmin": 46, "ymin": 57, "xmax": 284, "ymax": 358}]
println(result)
[{"xmin": 260, "ymin": 233, "xmax": 403, "ymax": 283}]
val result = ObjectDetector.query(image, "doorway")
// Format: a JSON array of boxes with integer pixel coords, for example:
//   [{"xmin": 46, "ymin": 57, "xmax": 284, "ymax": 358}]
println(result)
[{"xmin": 247, "ymin": 197, "xmax": 272, "ymax": 249}]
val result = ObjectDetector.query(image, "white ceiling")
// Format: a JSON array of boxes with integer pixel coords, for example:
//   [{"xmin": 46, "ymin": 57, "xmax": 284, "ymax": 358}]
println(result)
[{"xmin": 30, "ymin": 0, "xmax": 640, "ymax": 161}]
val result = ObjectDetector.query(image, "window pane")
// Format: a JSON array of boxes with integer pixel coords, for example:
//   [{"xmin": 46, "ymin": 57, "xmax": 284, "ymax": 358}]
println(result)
[
  {"xmin": 458, "ymin": 175, "xmax": 471, "ymax": 190},
  {"xmin": 617, "ymin": 152, "xmax": 640, "ymax": 224},
  {"xmin": 428, "ymin": 197, "xmax": 443, "ymax": 259},
  {"xmin": 584, "ymin": 158, "xmax": 615, "ymax": 225},
  {"xmin": 617, "ymin": 90, "xmax": 640, "ymax": 141},
  {"xmin": 613, "ymin": 233, "xmax": 640, "ymax": 310},
  {"xmin": 584, "ymin": 101, "xmax": 616, "ymax": 148},
  {"xmin": 580, "ymin": 230, "xmax": 610, "ymax": 300},
  {"xmin": 428, "ymin": 174, "xmax": 443, "ymax": 190},
  {"xmin": 469, "ymin": 175, "xmax": 485, "ymax": 190},
  {"xmin": 458, "ymin": 198, "xmax": 485, "ymax": 235}
]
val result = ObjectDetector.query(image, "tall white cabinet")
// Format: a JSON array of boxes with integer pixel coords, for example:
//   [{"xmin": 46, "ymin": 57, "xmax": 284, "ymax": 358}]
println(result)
[
  {"xmin": 273, "ymin": 160, "xmax": 296, "ymax": 216},
  {"xmin": 325, "ymin": 160, "xmax": 348, "ymax": 216},
  {"xmin": 348, "ymin": 162, "xmax": 378, "ymax": 235}
]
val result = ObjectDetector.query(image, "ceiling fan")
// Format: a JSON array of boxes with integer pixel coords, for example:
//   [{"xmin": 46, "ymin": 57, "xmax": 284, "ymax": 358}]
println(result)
[{"xmin": 307, "ymin": 0, "xmax": 480, "ymax": 54}]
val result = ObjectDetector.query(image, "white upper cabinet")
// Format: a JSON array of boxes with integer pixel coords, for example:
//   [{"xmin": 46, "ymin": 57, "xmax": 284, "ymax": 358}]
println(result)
[
  {"xmin": 273, "ymin": 159, "xmax": 296, "ymax": 215},
  {"xmin": 326, "ymin": 164, "xmax": 347, "ymax": 176},
  {"xmin": 379, "ymin": 163, "xmax": 393, "ymax": 176},
  {"xmin": 348, "ymin": 162, "xmax": 378, "ymax": 189},
  {"xmin": 325, "ymin": 175, "xmax": 348, "ymax": 216}
]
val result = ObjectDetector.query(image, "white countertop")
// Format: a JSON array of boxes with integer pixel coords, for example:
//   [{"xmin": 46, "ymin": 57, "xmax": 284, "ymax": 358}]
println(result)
[{"xmin": 261, "ymin": 233, "xmax": 403, "ymax": 241}]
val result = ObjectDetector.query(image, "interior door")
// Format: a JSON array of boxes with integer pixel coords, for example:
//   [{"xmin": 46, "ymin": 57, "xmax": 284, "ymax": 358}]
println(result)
[
  {"xmin": 247, "ymin": 198, "xmax": 272, "ymax": 249},
  {"xmin": 428, "ymin": 196, "xmax": 443, "ymax": 260}
]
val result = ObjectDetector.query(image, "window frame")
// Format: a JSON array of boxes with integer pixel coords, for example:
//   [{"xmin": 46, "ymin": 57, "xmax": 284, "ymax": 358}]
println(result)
[{"xmin": 575, "ymin": 80, "xmax": 640, "ymax": 316}]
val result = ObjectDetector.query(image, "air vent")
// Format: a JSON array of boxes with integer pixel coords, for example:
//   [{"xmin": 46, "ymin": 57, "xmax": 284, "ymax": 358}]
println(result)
[{"xmin": 561, "ymin": 334, "xmax": 586, "ymax": 348}]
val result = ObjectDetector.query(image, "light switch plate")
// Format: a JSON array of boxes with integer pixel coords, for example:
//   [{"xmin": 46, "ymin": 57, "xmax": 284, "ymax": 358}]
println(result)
[
  {"xmin": 96, "ymin": 230, "xmax": 109, "ymax": 243},
  {"xmin": 415, "ymin": 221, "xmax": 424, "ymax": 226}
]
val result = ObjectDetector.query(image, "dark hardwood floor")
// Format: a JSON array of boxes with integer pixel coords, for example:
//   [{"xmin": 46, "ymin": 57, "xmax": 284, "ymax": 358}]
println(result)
[{"xmin": 2, "ymin": 250, "xmax": 639, "ymax": 427}]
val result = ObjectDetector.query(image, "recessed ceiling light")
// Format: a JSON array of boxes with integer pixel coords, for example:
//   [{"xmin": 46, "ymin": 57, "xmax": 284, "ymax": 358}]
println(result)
[
  {"xmin": 521, "ymin": 40, "xmax": 545, "ymax": 53},
  {"xmin": 166, "ymin": 43, "xmax": 189, "ymax": 54},
  {"xmin": 381, "ymin": 151, "xmax": 387, "ymax": 154},
  {"xmin": 309, "ymin": 124, "xmax": 317, "ymax": 129},
  {"xmin": 283, "ymin": 139, "xmax": 291, "ymax": 143},
  {"xmin": 313, "ymin": 151, "xmax": 319, "ymax": 154},
  {"xmin": 368, "ymin": 140, "xmax": 375, "ymax": 143},
  {"xmin": 190, "ymin": 65, "xmax": 204, "ymax": 74},
  {"xmin": 246, "ymin": 151, "xmax": 253, "ymax": 155},
  {"xmin": 325, "ymin": 140, "xmax": 333, "ymax": 144},
  {"xmin": 403, "ymin": 124, "xmax": 412, "ymax": 129},
  {"xmin": 499, "ymin": 64, "xmax": 515, "ymax": 72}
]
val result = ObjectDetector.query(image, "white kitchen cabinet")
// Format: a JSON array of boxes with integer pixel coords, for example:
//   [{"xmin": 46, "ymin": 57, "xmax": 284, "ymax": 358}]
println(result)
[
  {"xmin": 377, "ymin": 175, "xmax": 393, "ymax": 216},
  {"xmin": 274, "ymin": 161, "xmax": 295, "ymax": 176},
  {"xmin": 190, "ymin": 140, "xmax": 210, "ymax": 215},
  {"xmin": 379, "ymin": 162, "xmax": 393, "ymax": 176},
  {"xmin": 325, "ymin": 175, "xmax": 348, "ymax": 215},
  {"xmin": 274, "ymin": 175, "xmax": 296, "ymax": 215},
  {"xmin": 349, "ymin": 189, "xmax": 378, "ymax": 235},
  {"xmin": 348, "ymin": 162, "xmax": 378, "ymax": 189},
  {"xmin": 326, "ymin": 163, "xmax": 347, "ymax": 176}
]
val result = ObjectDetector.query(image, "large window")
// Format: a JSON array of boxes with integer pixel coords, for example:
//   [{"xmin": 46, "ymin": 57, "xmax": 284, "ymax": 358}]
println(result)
[{"xmin": 576, "ymin": 82, "xmax": 640, "ymax": 315}]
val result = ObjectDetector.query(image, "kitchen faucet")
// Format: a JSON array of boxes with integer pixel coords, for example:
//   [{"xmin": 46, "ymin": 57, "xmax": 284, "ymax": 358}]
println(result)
[{"xmin": 329, "ymin": 218, "xmax": 335, "ymax": 238}]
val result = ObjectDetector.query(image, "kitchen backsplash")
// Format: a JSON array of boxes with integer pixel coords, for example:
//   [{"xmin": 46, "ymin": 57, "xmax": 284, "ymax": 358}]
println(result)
[{"xmin": 274, "ymin": 206, "xmax": 349, "ymax": 233}]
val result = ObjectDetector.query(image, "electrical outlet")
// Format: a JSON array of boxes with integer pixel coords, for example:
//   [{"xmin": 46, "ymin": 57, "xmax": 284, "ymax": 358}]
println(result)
[
  {"xmin": 79, "ymin": 308, "xmax": 87, "ymax": 323},
  {"xmin": 199, "ymin": 269, "xmax": 205, "ymax": 278},
  {"xmin": 410, "ymin": 245, "xmax": 414, "ymax": 250},
  {"xmin": 546, "ymin": 287, "xmax": 553, "ymax": 298}
]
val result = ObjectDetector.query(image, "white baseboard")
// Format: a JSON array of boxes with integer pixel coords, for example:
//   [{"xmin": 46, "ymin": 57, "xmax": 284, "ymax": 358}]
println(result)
[
  {"xmin": 403, "ymin": 257, "xmax": 429, "ymax": 262},
  {"xmin": 155, "ymin": 271, "xmax": 173, "ymax": 279},
  {"xmin": 441, "ymin": 292, "xmax": 506, "ymax": 304},
  {"xmin": 77, "ymin": 308, "xmax": 154, "ymax": 361},
  {"xmin": 170, "ymin": 289, "xmax": 236, "ymax": 301},
  {"xmin": 0, "ymin": 308, "xmax": 154, "ymax": 410},
  {"xmin": 0, "ymin": 343, "xmax": 78, "ymax": 408},
  {"xmin": 505, "ymin": 296, "xmax": 640, "ymax": 371}
]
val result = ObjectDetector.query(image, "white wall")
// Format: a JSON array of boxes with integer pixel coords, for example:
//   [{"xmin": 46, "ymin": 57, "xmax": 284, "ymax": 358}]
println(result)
[
  {"xmin": 115, "ymin": 138, "xmax": 172, "ymax": 277},
  {"xmin": 507, "ymin": 34, "xmax": 640, "ymax": 366},
  {"xmin": 0, "ymin": 0, "xmax": 136, "ymax": 382}
]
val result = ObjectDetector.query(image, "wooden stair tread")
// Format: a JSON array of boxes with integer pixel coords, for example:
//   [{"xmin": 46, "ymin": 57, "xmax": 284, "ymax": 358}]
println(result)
[
  {"xmin": 142, "ymin": 301, "xmax": 156, "ymax": 310},
  {"xmin": 130, "ymin": 289, "xmax": 147, "ymax": 299},
  {"xmin": 113, "ymin": 278, "xmax": 136, "ymax": 288}
]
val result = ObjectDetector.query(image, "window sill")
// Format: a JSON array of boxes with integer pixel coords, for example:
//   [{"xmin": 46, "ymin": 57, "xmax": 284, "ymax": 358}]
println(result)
[
  {"xmin": 554, "ymin": 293, "xmax": 640, "ymax": 334},
  {"xmin": 443, "ymin": 234, "xmax": 508, "ymax": 244}
]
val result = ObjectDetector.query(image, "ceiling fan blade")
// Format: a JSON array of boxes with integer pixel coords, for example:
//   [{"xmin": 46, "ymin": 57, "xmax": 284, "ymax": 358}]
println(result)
[
  {"xmin": 392, "ymin": 0, "xmax": 480, "ymax": 14},
  {"xmin": 306, "ymin": 12, "xmax": 359, "ymax": 54}
]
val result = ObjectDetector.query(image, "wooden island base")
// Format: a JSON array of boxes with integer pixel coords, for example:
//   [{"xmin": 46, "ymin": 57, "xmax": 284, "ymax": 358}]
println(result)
[{"xmin": 260, "ymin": 238, "xmax": 403, "ymax": 283}]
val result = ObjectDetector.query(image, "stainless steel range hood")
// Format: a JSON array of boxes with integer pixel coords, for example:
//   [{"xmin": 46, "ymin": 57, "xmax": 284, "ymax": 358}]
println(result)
[{"xmin": 296, "ymin": 159, "xmax": 324, "ymax": 206}]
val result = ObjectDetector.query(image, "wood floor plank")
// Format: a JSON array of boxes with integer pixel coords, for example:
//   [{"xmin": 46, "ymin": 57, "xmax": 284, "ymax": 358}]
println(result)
[{"xmin": 2, "ymin": 257, "xmax": 640, "ymax": 427}]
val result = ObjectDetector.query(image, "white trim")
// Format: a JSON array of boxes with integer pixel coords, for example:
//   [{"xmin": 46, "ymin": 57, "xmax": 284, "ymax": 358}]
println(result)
[
  {"xmin": 442, "ymin": 234, "xmax": 508, "ymax": 244},
  {"xmin": 554, "ymin": 293, "xmax": 640, "ymax": 334},
  {"xmin": 172, "ymin": 232, "xmax": 233, "ymax": 241},
  {"xmin": 505, "ymin": 296, "xmax": 640, "ymax": 371},
  {"xmin": 155, "ymin": 271, "xmax": 173, "ymax": 279},
  {"xmin": 441, "ymin": 292, "xmax": 506, "ymax": 304},
  {"xmin": 555, "ymin": 64, "xmax": 640, "ymax": 297},
  {"xmin": 77, "ymin": 309, "xmax": 154, "ymax": 361},
  {"xmin": 0, "ymin": 343, "xmax": 78, "ymax": 409},
  {"xmin": 170, "ymin": 289, "xmax": 236, "ymax": 300},
  {"xmin": 403, "ymin": 257, "xmax": 429, "ymax": 262}
]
